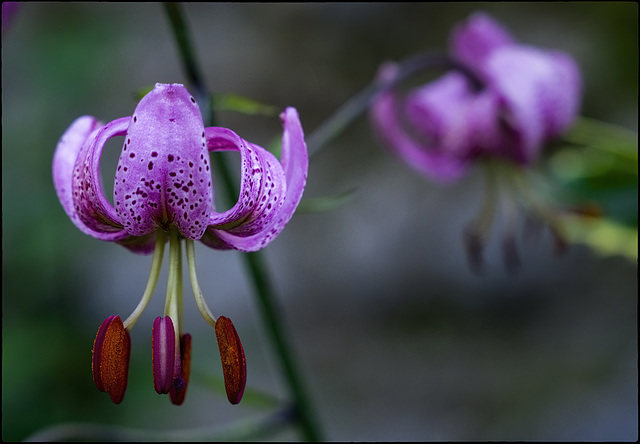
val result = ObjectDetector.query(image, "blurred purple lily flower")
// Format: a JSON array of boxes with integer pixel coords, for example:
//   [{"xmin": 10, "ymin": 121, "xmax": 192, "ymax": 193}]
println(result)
[
  {"xmin": 371, "ymin": 13, "xmax": 582, "ymax": 272},
  {"xmin": 372, "ymin": 12, "xmax": 581, "ymax": 182},
  {"xmin": 54, "ymin": 83, "xmax": 308, "ymax": 404},
  {"xmin": 2, "ymin": 2, "xmax": 20, "ymax": 36}
]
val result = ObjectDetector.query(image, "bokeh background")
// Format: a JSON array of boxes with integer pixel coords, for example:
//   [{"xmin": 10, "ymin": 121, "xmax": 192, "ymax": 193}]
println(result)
[{"xmin": 2, "ymin": 2, "xmax": 637, "ymax": 441}]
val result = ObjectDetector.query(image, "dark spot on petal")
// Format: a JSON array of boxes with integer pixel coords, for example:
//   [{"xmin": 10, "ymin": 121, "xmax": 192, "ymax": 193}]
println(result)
[
  {"xmin": 148, "ymin": 162, "xmax": 154, "ymax": 170},
  {"xmin": 168, "ymin": 154, "xmax": 174, "ymax": 162}
]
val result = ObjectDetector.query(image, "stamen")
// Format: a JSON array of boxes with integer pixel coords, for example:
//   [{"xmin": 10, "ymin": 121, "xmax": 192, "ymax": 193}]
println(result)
[
  {"xmin": 163, "ymin": 229, "xmax": 184, "ymax": 393},
  {"xmin": 185, "ymin": 239, "xmax": 217, "ymax": 327},
  {"xmin": 503, "ymin": 163, "xmax": 568, "ymax": 256},
  {"xmin": 164, "ymin": 229, "xmax": 181, "ymax": 318},
  {"xmin": 464, "ymin": 160, "xmax": 499, "ymax": 273},
  {"xmin": 170, "ymin": 333, "xmax": 192, "ymax": 406},
  {"xmin": 152, "ymin": 316, "xmax": 175, "ymax": 394},
  {"xmin": 123, "ymin": 230, "xmax": 167, "ymax": 329},
  {"xmin": 499, "ymin": 170, "xmax": 521, "ymax": 274},
  {"xmin": 215, "ymin": 316, "xmax": 247, "ymax": 405},
  {"xmin": 92, "ymin": 315, "xmax": 131, "ymax": 404}
]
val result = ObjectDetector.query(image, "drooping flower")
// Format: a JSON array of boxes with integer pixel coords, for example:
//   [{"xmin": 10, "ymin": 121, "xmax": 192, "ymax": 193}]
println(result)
[
  {"xmin": 372, "ymin": 12, "xmax": 581, "ymax": 182},
  {"xmin": 53, "ymin": 83, "xmax": 308, "ymax": 404},
  {"xmin": 2, "ymin": 2, "xmax": 20, "ymax": 36},
  {"xmin": 370, "ymin": 12, "xmax": 582, "ymax": 271}
]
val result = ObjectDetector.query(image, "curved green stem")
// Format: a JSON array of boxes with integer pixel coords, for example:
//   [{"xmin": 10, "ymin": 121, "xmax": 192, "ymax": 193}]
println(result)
[
  {"xmin": 306, "ymin": 51, "xmax": 475, "ymax": 156},
  {"xmin": 163, "ymin": 3, "xmax": 322, "ymax": 440},
  {"xmin": 243, "ymin": 250, "xmax": 322, "ymax": 441},
  {"xmin": 163, "ymin": 2, "xmax": 211, "ymax": 123}
]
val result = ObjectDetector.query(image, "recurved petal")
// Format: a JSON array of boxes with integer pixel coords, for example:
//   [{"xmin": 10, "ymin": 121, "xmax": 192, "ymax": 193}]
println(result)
[
  {"xmin": 484, "ymin": 46, "xmax": 581, "ymax": 164},
  {"xmin": 200, "ymin": 108, "xmax": 308, "ymax": 252},
  {"xmin": 71, "ymin": 117, "xmax": 134, "ymax": 238},
  {"xmin": 450, "ymin": 12, "xmax": 514, "ymax": 71},
  {"xmin": 538, "ymin": 51, "xmax": 582, "ymax": 139},
  {"xmin": 370, "ymin": 63, "xmax": 470, "ymax": 183},
  {"xmin": 54, "ymin": 117, "xmax": 120, "ymax": 238},
  {"xmin": 54, "ymin": 115, "xmax": 147, "ymax": 251},
  {"xmin": 54, "ymin": 116, "xmax": 101, "ymax": 219},
  {"xmin": 274, "ymin": 107, "xmax": 309, "ymax": 229},
  {"xmin": 203, "ymin": 127, "xmax": 285, "ymax": 232}
]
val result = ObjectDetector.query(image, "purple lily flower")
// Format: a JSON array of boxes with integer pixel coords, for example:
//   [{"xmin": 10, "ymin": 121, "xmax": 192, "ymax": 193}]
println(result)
[
  {"xmin": 371, "ymin": 13, "xmax": 582, "ymax": 272},
  {"xmin": 371, "ymin": 11, "xmax": 581, "ymax": 183},
  {"xmin": 53, "ymin": 83, "xmax": 308, "ymax": 404}
]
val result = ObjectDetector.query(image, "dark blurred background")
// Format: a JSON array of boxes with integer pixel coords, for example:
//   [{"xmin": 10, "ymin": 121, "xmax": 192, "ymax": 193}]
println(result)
[{"xmin": 2, "ymin": 2, "xmax": 637, "ymax": 441}]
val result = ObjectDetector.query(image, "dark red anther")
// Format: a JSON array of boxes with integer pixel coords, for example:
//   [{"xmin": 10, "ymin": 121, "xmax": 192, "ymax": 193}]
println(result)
[
  {"xmin": 215, "ymin": 316, "xmax": 247, "ymax": 405},
  {"xmin": 91, "ymin": 315, "xmax": 131, "ymax": 404},
  {"xmin": 152, "ymin": 316, "xmax": 176, "ymax": 394},
  {"xmin": 170, "ymin": 333, "xmax": 192, "ymax": 406}
]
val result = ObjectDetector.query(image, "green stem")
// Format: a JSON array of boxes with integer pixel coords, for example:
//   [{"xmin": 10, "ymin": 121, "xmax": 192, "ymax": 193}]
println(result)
[
  {"xmin": 214, "ymin": 150, "xmax": 322, "ymax": 441},
  {"xmin": 306, "ymin": 51, "xmax": 473, "ymax": 156},
  {"xmin": 242, "ymin": 249, "xmax": 322, "ymax": 441},
  {"xmin": 162, "ymin": 2, "xmax": 211, "ymax": 123},
  {"xmin": 163, "ymin": 3, "xmax": 321, "ymax": 440}
]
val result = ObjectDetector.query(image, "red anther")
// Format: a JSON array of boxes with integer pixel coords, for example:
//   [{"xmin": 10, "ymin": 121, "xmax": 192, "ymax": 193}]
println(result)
[
  {"xmin": 215, "ymin": 316, "xmax": 247, "ymax": 405},
  {"xmin": 91, "ymin": 315, "xmax": 131, "ymax": 404},
  {"xmin": 152, "ymin": 316, "xmax": 176, "ymax": 394},
  {"xmin": 170, "ymin": 333, "xmax": 192, "ymax": 406}
]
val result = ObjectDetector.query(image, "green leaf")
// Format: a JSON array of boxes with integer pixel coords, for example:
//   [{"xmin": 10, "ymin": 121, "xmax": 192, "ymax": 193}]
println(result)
[
  {"xmin": 133, "ymin": 85, "xmax": 154, "ymax": 101},
  {"xmin": 212, "ymin": 93, "xmax": 279, "ymax": 116},
  {"xmin": 562, "ymin": 117, "xmax": 638, "ymax": 162},
  {"xmin": 562, "ymin": 213, "xmax": 637, "ymax": 260},
  {"xmin": 547, "ymin": 117, "xmax": 638, "ymax": 227}
]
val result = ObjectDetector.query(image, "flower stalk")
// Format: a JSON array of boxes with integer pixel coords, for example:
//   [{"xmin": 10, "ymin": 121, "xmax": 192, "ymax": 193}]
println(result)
[{"xmin": 163, "ymin": 3, "xmax": 321, "ymax": 440}]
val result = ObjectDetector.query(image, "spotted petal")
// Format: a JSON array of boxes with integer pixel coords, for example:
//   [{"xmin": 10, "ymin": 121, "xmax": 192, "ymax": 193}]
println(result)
[
  {"xmin": 53, "ymin": 115, "xmax": 157, "ymax": 254},
  {"xmin": 200, "ymin": 107, "xmax": 308, "ymax": 252},
  {"xmin": 113, "ymin": 83, "xmax": 213, "ymax": 240}
]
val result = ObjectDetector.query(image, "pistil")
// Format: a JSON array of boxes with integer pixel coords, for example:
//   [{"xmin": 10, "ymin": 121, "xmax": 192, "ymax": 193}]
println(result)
[{"xmin": 164, "ymin": 228, "xmax": 184, "ymax": 390}]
